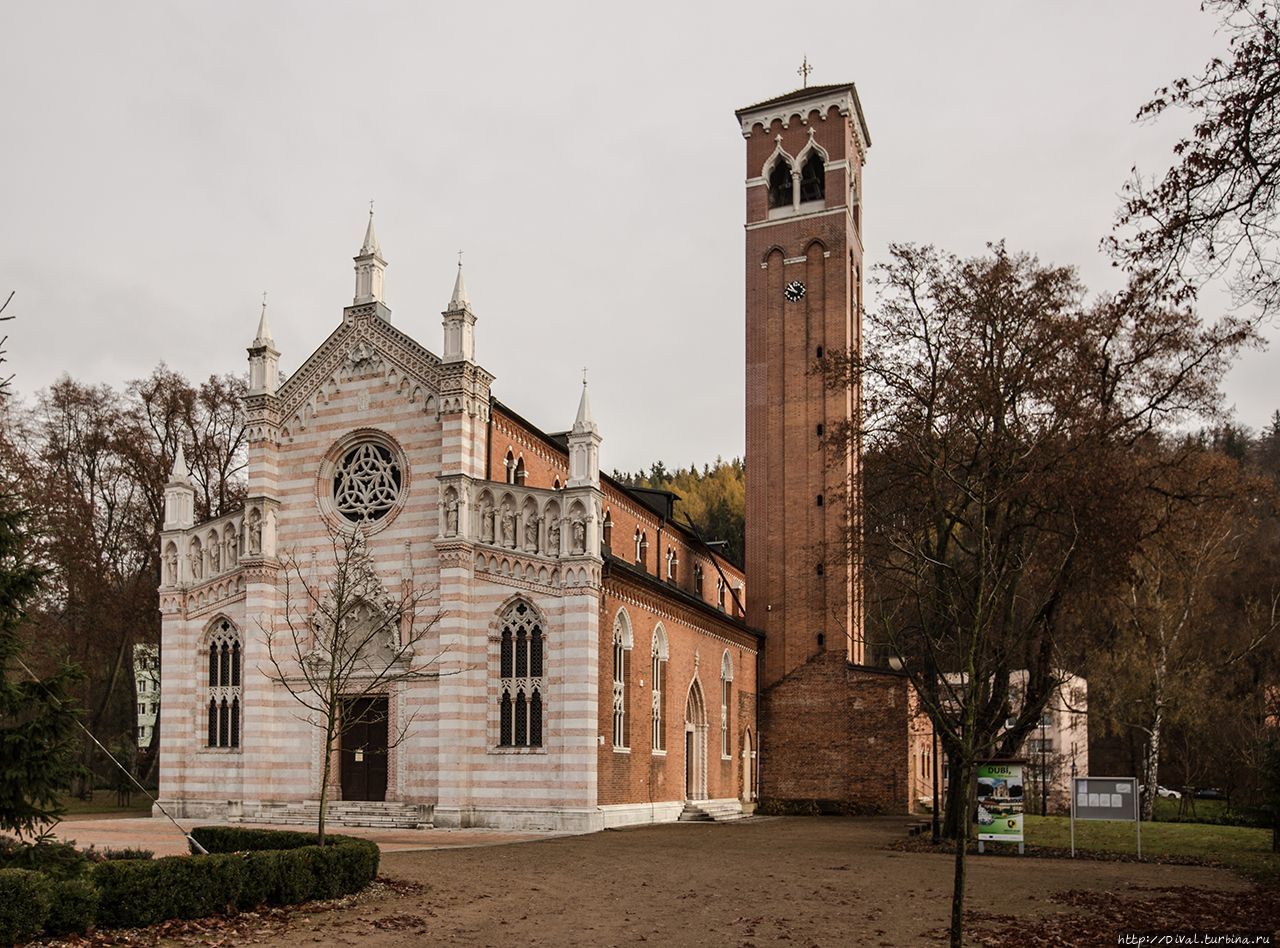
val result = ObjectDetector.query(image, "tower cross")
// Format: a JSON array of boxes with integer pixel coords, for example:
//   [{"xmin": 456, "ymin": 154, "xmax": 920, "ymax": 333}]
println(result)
[{"xmin": 797, "ymin": 55, "xmax": 813, "ymax": 88}]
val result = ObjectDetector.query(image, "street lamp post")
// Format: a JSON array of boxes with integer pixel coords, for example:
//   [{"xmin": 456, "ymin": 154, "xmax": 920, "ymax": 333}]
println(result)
[
  {"xmin": 1040, "ymin": 717, "xmax": 1049, "ymax": 816},
  {"xmin": 931, "ymin": 722, "xmax": 940, "ymax": 843}
]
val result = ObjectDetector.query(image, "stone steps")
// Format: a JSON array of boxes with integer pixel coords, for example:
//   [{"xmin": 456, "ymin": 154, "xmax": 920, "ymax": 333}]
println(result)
[
  {"xmin": 237, "ymin": 801, "xmax": 432, "ymax": 829},
  {"xmin": 678, "ymin": 799, "xmax": 746, "ymax": 823}
]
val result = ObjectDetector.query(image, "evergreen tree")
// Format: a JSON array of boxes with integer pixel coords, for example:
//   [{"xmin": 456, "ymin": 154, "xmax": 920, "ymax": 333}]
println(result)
[{"xmin": 0, "ymin": 495, "xmax": 83, "ymax": 837}]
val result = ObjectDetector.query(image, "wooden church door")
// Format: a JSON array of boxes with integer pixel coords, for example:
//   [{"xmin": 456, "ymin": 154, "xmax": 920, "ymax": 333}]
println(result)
[{"xmin": 340, "ymin": 696, "xmax": 388, "ymax": 802}]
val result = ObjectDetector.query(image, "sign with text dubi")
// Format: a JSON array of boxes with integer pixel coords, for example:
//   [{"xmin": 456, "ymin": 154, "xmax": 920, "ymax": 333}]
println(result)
[{"xmin": 975, "ymin": 761, "xmax": 1025, "ymax": 843}]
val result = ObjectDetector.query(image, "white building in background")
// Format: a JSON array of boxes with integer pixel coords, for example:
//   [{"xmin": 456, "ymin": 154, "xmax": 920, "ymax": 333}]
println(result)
[
  {"xmin": 928, "ymin": 670, "xmax": 1088, "ymax": 814},
  {"xmin": 1007, "ymin": 670, "xmax": 1088, "ymax": 812},
  {"xmin": 134, "ymin": 644, "xmax": 160, "ymax": 748}
]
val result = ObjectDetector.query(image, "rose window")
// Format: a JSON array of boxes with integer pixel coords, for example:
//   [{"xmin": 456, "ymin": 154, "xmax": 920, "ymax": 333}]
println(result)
[{"xmin": 332, "ymin": 442, "xmax": 402, "ymax": 522}]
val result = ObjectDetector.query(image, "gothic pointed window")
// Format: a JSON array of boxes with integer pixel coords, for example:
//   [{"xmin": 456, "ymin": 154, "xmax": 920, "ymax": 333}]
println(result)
[
  {"xmin": 514, "ymin": 456, "xmax": 527, "ymax": 486},
  {"xmin": 651, "ymin": 624, "xmax": 669, "ymax": 752},
  {"xmin": 768, "ymin": 159, "xmax": 794, "ymax": 209},
  {"xmin": 496, "ymin": 600, "xmax": 546, "ymax": 748},
  {"xmin": 720, "ymin": 651, "xmax": 734, "ymax": 759},
  {"xmin": 612, "ymin": 610, "xmax": 632, "ymax": 750},
  {"xmin": 799, "ymin": 151, "xmax": 825, "ymax": 203},
  {"xmin": 694, "ymin": 562, "xmax": 704, "ymax": 596},
  {"xmin": 205, "ymin": 619, "xmax": 242, "ymax": 749},
  {"xmin": 602, "ymin": 511, "xmax": 613, "ymax": 553}
]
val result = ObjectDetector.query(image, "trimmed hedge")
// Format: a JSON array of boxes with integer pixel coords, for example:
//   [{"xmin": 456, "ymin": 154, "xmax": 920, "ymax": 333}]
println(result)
[
  {"xmin": 0, "ymin": 827, "xmax": 380, "ymax": 941},
  {"xmin": 45, "ymin": 877, "xmax": 99, "ymax": 936},
  {"xmin": 0, "ymin": 869, "xmax": 53, "ymax": 945}
]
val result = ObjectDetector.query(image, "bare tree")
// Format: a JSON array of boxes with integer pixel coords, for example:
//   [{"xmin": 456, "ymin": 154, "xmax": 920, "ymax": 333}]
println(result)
[
  {"xmin": 263, "ymin": 522, "xmax": 447, "ymax": 843},
  {"xmin": 1111, "ymin": 0, "xmax": 1280, "ymax": 315},
  {"xmin": 1093, "ymin": 448, "xmax": 1278, "ymax": 819},
  {"xmin": 837, "ymin": 243, "xmax": 1253, "ymax": 948}
]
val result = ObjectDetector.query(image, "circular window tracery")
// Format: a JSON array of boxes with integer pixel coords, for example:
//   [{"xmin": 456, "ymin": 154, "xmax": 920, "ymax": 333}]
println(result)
[{"xmin": 332, "ymin": 442, "xmax": 402, "ymax": 523}]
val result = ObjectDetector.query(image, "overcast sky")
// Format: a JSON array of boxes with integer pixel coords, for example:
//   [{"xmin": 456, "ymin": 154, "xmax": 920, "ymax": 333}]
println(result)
[{"xmin": 3, "ymin": 1, "xmax": 1273, "ymax": 472}]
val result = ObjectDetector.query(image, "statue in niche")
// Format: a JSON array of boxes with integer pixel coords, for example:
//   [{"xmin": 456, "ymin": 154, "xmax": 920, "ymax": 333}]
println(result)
[
  {"xmin": 524, "ymin": 516, "xmax": 539, "ymax": 553},
  {"xmin": 500, "ymin": 503, "xmax": 515, "ymax": 548},
  {"xmin": 190, "ymin": 549, "xmax": 203, "ymax": 580},
  {"xmin": 248, "ymin": 512, "xmax": 262, "ymax": 555},
  {"xmin": 444, "ymin": 495, "xmax": 459, "ymax": 536},
  {"xmin": 209, "ymin": 540, "xmax": 220, "ymax": 574},
  {"xmin": 482, "ymin": 504, "xmax": 495, "ymax": 543},
  {"xmin": 572, "ymin": 518, "xmax": 586, "ymax": 554},
  {"xmin": 226, "ymin": 537, "xmax": 237, "ymax": 567},
  {"xmin": 164, "ymin": 548, "xmax": 178, "ymax": 585},
  {"xmin": 548, "ymin": 517, "xmax": 560, "ymax": 555}
]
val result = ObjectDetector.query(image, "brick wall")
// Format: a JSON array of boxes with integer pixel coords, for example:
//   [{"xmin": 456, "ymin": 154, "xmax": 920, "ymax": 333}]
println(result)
[
  {"xmin": 597, "ymin": 570, "xmax": 759, "ymax": 806},
  {"xmin": 760, "ymin": 651, "xmax": 915, "ymax": 813}
]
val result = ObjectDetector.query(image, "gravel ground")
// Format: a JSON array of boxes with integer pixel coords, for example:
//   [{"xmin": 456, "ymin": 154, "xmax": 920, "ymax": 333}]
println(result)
[{"xmin": 217, "ymin": 816, "xmax": 1255, "ymax": 948}]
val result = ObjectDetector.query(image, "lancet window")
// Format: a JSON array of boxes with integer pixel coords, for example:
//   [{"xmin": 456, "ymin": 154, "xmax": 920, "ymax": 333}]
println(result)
[
  {"xmin": 612, "ymin": 610, "xmax": 632, "ymax": 750},
  {"xmin": 651, "ymin": 624, "xmax": 669, "ymax": 752},
  {"xmin": 799, "ymin": 151, "xmax": 826, "ymax": 202},
  {"xmin": 720, "ymin": 651, "xmax": 734, "ymax": 759},
  {"xmin": 768, "ymin": 158, "xmax": 794, "ymax": 208},
  {"xmin": 206, "ymin": 618, "xmax": 241, "ymax": 748},
  {"xmin": 498, "ymin": 600, "xmax": 545, "ymax": 748}
]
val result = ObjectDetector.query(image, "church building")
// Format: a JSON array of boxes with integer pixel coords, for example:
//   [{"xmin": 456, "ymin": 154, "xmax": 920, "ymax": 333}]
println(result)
[{"xmin": 155, "ymin": 82, "xmax": 925, "ymax": 831}]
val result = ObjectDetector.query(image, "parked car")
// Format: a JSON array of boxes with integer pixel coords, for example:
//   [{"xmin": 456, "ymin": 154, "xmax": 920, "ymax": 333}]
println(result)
[
  {"xmin": 1194, "ymin": 787, "xmax": 1226, "ymax": 800},
  {"xmin": 1139, "ymin": 784, "xmax": 1182, "ymax": 799}
]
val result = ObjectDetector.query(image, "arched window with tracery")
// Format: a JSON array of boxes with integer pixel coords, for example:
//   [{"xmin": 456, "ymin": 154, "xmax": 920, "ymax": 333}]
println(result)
[
  {"xmin": 206, "ymin": 618, "xmax": 241, "ymax": 748},
  {"xmin": 799, "ymin": 150, "xmax": 825, "ymax": 202},
  {"xmin": 514, "ymin": 456, "xmax": 527, "ymax": 486},
  {"xmin": 720, "ymin": 651, "xmax": 734, "ymax": 759},
  {"xmin": 768, "ymin": 158, "xmax": 794, "ymax": 209},
  {"xmin": 505, "ymin": 449, "xmax": 516, "ymax": 484},
  {"xmin": 497, "ymin": 600, "xmax": 545, "ymax": 748},
  {"xmin": 651, "ymin": 624, "xmax": 669, "ymax": 752},
  {"xmin": 611, "ymin": 610, "xmax": 632, "ymax": 750}
]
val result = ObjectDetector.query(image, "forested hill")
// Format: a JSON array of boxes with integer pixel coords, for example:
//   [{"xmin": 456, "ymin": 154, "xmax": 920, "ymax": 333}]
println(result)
[{"xmin": 611, "ymin": 459, "xmax": 745, "ymax": 568}]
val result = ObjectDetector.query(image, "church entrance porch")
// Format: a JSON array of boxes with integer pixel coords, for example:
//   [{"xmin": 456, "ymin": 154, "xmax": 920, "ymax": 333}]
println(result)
[
  {"xmin": 684, "ymin": 680, "xmax": 708, "ymax": 800},
  {"xmin": 340, "ymin": 696, "xmax": 388, "ymax": 802}
]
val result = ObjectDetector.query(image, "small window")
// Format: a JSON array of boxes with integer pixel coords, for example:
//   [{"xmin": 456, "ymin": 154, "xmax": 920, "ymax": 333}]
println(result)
[
  {"xmin": 816, "ymin": 494, "xmax": 824, "ymax": 507},
  {"xmin": 816, "ymin": 423, "xmax": 824, "ymax": 437},
  {"xmin": 514, "ymin": 456, "xmax": 527, "ymax": 486},
  {"xmin": 602, "ymin": 511, "xmax": 613, "ymax": 552},
  {"xmin": 816, "ymin": 345, "xmax": 824, "ymax": 358},
  {"xmin": 799, "ymin": 151, "xmax": 825, "ymax": 202},
  {"xmin": 816, "ymin": 562, "xmax": 824, "ymax": 576},
  {"xmin": 694, "ymin": 563, "xmax": 704, "ymax": 596},
  {"xmin": 768, "ymin": 159, "xmax": 794, "ymax": 209}
]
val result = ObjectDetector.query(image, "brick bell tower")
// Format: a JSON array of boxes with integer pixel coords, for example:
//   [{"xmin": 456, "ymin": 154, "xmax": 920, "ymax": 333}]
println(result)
[{"xmin": 738, "ymin": 83, "xmax": 870, "ymax": 687}]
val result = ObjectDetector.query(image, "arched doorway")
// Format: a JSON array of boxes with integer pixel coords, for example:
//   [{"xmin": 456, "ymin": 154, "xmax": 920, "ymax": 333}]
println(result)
[
  {"xmin": 684, "ymin": 679, "xmax": 708, "ymax": 801},
  {"xmin": 741, "ymin": 729, "xmax": 755, "ymax": 802}
]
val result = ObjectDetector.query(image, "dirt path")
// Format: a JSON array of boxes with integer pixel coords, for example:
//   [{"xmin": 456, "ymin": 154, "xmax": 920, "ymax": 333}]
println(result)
[{"xmin": 223, "ymin": 817, "xmax": 1253, "ymax": 947}]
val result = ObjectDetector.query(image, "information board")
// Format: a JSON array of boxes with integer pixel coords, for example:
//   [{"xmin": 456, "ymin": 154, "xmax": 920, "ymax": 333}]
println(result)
[
  {"xmin": 975, "ymin": 761, "xmax": 1024, "ymax": 843},
  {"xmin": 1073, "ymin": 777, "xmax": 1138, "ymax": 821},
  {"xmin": 1070, "ymin": 775, "xmax": 1141, "ymax": 858}
]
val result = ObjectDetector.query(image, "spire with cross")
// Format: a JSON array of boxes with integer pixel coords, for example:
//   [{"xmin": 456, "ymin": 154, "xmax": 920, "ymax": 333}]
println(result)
[{"xmin": 797, "ymin": 54, "xmax": 813, "ymax": 88}]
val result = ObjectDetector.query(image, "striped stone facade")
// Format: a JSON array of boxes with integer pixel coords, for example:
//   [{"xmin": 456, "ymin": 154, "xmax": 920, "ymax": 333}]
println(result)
[{"xmin": 156, "ymin": 232, "xmax": 758, "ymax": 832}]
